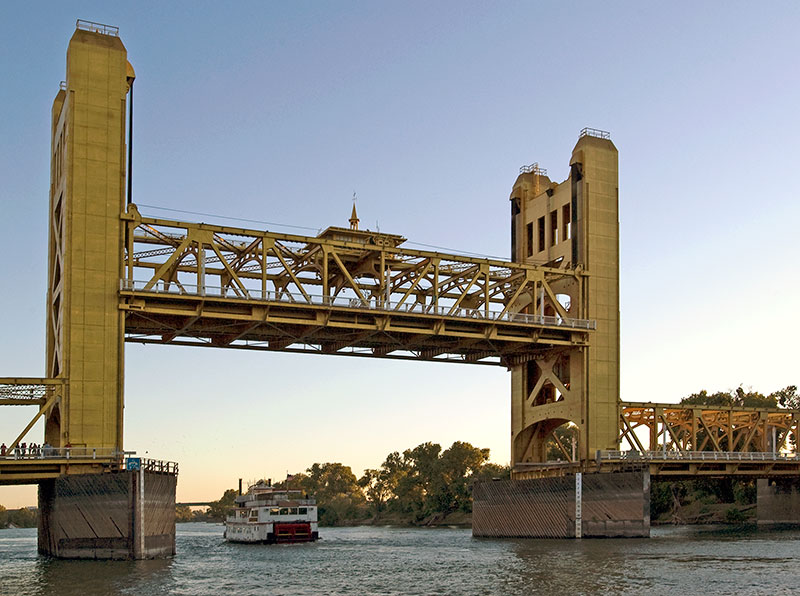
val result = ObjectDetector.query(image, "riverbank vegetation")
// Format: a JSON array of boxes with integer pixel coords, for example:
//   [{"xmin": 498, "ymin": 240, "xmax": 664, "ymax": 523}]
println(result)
[
  {"xmin": 651, "ymin": 478, "xmax": 758, "ymax": 524},
  {"xmin": 680, "ymin": 385, "xmax": 797, "ymax": 410},
  {"xmin": 191, "ymin": 440, "xmax": 509, "ymax": 526},
  {"xmin": 178, "ymin": 384, "xmax": 798, "ymax": 527},
  {"xmin": 0, "ymin": 505, "xmax": 37, "ymax": 529}
]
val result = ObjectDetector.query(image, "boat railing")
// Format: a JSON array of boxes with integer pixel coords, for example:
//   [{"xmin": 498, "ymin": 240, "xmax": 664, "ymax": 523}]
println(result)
[{"xmin": 242, "ymin": 498, "xmax": 317, "ymax": 506}]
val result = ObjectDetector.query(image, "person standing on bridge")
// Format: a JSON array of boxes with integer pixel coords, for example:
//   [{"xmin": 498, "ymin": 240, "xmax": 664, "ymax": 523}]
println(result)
[{"xmin": 0, "ymin": 443, "xmax": 6, "ymax": 456}]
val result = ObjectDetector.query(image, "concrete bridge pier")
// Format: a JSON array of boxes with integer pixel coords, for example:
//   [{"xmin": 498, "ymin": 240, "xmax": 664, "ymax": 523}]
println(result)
[
  {"xmin": 757, "ymin": 478, "xmax": 800, "ymax": 526},
  {"xmin": 472, "ymin": 470, "xmax": 650, "ymax": 538},
  {"xmin": 38, "ymin": 470, "xmax": 177, "ymax": 559}
]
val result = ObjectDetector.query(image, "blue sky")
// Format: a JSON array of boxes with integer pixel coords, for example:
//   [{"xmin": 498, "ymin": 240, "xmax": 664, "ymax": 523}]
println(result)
[{"xmin": 2, "ymin": 1, "xmax": 799, "ymax": 507}]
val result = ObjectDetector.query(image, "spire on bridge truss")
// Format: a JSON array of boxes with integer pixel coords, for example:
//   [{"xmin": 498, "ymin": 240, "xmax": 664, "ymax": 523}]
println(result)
[{"xmin": 349, "ymin": 193, "xmax": 360, "ymax": 230}]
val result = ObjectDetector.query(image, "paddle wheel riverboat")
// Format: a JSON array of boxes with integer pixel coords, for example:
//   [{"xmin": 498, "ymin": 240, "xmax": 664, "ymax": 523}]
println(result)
[{"xmin": 224, "ymin": 481, "xmax": 319, "ymax": 544}]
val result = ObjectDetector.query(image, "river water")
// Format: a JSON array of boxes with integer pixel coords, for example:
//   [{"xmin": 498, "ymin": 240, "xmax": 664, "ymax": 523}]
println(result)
[{"xmin": 1, "ymin": 523, "xmax": 799, "ymax": 595}]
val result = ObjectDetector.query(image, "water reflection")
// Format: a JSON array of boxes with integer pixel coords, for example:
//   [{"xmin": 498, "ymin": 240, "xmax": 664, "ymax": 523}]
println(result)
[
  {"xmin": 35, "ymin": 558, "xmax": 174, "ymax": 596},
  {"xmin": 2, "ymin": 524, "xmax": 800, "ymax": 596}
]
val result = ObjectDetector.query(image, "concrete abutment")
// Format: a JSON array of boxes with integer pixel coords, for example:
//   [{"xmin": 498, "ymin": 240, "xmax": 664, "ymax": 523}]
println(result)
[
  {"xmin": 472, "ymin": 470, "xmax": 650, "ymax": 538},
  {"xmin": 757, "ymin": 478, "xmax": 800, "ymax": 526},
  {"xmin": 38, "ymin": 470, "xmax": 176, "ymax": 559}
]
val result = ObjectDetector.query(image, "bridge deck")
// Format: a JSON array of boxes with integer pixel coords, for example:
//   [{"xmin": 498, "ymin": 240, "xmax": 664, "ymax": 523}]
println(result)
[
  {"xmin": 514, "ymin": 451, "xmax": 800, "ymax": 479},
  {"xmin": 121, "ymin": 215, "xmax": 594, "ymax": 365},
  {"xmin": 0, "ymin": 450, "xmax": 178, "ymax": 485}
]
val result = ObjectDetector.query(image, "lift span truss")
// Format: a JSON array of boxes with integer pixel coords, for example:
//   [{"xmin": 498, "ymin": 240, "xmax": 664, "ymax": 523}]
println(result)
[
  {"xmin": 121, "ymin": 212, "xmax": 594, "ymax": 365},
  {"xmin": 608, "ymin": 402, "xmax": 800, "ymax": 476}
]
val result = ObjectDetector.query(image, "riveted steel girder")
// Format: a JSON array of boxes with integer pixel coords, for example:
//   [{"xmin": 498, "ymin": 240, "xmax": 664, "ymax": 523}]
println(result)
[{"xmin": 120, "ymin": 213, "xmax": 594, "ymax": 365}]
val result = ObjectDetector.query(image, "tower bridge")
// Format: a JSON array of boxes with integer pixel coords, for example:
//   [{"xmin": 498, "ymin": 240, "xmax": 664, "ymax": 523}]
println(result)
[
  {"xmin": 120, "ymin": 213, "xmax": 594, "ymax": 365},
  {"xmin": 1, "ymin": 21, "xmax": 799, "ymax": 555}
]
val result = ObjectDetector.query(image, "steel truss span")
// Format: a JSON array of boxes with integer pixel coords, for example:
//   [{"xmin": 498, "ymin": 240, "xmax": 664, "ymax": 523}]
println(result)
[
  {"xmin": 615, "ymin": 402, "xmax": 800, "ymax": 476},
  {"xmin": 121, "ymin": 212, "xmax": 594, "ymax": 366}
]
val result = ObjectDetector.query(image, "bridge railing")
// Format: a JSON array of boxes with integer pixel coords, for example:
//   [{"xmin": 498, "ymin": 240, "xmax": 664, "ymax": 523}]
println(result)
[
  {"xmin": 139, "ymin": 458, "xmax": 179, "ymax": 475},
  {"xmin": 598, "ymin": 449, "xmax": 798, "ymax": 462},
  {"xmin": 0, "ymin": 446, "xmax": 121, "ymax": 460},
  {"xmin": 0, "ymin": 448, "xmax": 179, "ymax": 475},
  {"xmin": 121, "ymin": 279, "xmax": 597, "ymax": 330}
]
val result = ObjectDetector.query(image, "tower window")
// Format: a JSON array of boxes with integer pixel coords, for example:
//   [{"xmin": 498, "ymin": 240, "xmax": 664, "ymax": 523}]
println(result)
[
  {"xmin": 537, "ymin": 217, "xmax": 545, "ymax": 252},
  {"xmin": 526, "ymin": 222, "xmax": 533, "ymax": 257},
  {"xmin": 550, "ymin": 210, "xmax": 558, "ymax": 246},
  {"xmin": 562, "ymin": 204, "xmax": 571, "ymax": 240}
]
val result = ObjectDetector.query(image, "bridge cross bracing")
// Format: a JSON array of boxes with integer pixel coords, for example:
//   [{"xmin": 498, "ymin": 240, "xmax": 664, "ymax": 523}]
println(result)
[
  {"xmin": 121, "ymin": 211, "xmax": 593, "ymax": 366},
  {"xmin": 2, "ymin": 23, "xmax": 799, "ymax": 488}
]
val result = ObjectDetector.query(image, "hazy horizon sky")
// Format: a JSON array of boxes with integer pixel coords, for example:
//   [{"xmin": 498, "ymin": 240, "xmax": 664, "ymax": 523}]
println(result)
[{"xmin": 2, "ymin": 1, "xmax": 799, "ymax": 508}]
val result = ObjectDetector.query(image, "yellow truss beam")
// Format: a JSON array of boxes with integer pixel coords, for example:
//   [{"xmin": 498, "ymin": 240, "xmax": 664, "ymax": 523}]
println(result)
[
  {"xmin": 619, "ymin": 401, "xmax": 799, "ymax": 454},
  {"xmin": 121, "ymin": 214, "xmax": 594, "ymax": 365}
]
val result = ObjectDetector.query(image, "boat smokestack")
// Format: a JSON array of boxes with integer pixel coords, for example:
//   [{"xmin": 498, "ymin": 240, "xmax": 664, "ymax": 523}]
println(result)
[{"xmin": 238, "ymin": 478, "xmax": 242, "ymax": 496}]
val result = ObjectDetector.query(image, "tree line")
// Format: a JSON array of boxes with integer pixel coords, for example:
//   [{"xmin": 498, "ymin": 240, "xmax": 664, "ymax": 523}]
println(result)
[
  {"xmin": 182, "ymin": 385, "xmax": 798, "ymax": 527},
  {"xmin": 0, "ymin": 505, "xmax": 37, "ymax": 529},
  {"xmin": 680, "ymin": 385, "xmax": 797, "ymax": 409},
  {"xmin": 185, "ymin": 440, "xmax": 508, "ymax": 526}
]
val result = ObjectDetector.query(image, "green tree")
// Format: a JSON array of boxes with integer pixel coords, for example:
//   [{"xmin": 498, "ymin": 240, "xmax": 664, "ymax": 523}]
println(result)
[
  {"xmin": 281, "ymin": 473, "xmax": 310, "ymax": 492},
  {"xmin": 396, "ymin": 442, "xmax": 442, "ymax": 519},
  {"xmin": 8, "ymin": 507, "xmax": 36, "ymax": 528},
  {"xmin": 732, "ymin": 386, "xmax": 776, "ymax": 409},
  {"xmin": 207, "ymin": 488, "xmax": 238, "ymax": 521},
  {"xmin": 358, "ymin": 469, "xmax": 389, "ymax": 513},
  {"xmin": 175, "ymin": 504, "xmax": 193, "ymax": 523},
  {"xmin": 680, "ymin": 386, "xmax": 780, "ymax": 409},
  {"xmin": 546, "ymin": 424, "xmax": 578, "ymax": 460},
  {"xmin": 772, "ymin": 385, "xmax": 799, "ymax": 409},
  {"xmin": 472, "ymin": 463, "xmax": 511, "ymax": 483},
  {"xmin": 374, "ymin": 441, "xmax": 495, "ymax": 520},
  {"xmin": 301, "ymin": 463, "xmax": 366, "ymax": 526},
  {"xmin": 436, "ymin": 441, "xmax": 490, "ymax": 513},
  {"xmin": 359, "ymin": 451, "xmax": 413, "ymax": 517},
  {"xmin": 680, "ymin": 390, "xmax": 734, "ymax": 407},
  {"xmin": 772, "ymin": 385, "xmax": 800, "ymax": 447},
  {"xmin": 0, "ymin": 505, "xmax": 7, "ymax": 529}
]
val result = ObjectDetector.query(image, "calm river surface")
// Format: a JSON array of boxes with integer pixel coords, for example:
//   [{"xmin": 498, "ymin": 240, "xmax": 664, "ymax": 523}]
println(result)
[{"xmin": 2, "ymin": 523, "xmax": 799, "ymax": 595}]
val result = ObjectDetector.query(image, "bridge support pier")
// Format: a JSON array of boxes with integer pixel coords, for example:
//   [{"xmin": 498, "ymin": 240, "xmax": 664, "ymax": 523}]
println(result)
[
  {"xmin": 38, "ymin": 470, "xmax": 176, "ymax": 559},
  {"xmin": 472, "ymin": 470, "xmax": 650, "ymax": 538},
  {"xmin": 757, "ymin": 478, "xmax": 800, "ymax": 526}
]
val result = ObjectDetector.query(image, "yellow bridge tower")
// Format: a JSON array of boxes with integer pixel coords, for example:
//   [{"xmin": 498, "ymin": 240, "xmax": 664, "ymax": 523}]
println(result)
[
  {"xmin": 2, "ymin": 21, "xmax": 799, "ymax": 554},
  {"xmin": 509, "ymin": 130, "xmax": 619, "ymax": 467},
  {"xmin": 46, "ymin": 23, "xmax": 132, "ymax": 458}
]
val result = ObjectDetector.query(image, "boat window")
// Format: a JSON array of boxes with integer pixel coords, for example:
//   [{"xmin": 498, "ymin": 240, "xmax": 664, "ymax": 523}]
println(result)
[
  {"xmin": 290, "ymin": 508, "xmax": 298, "ymax": 515},
  {"xmin": 298, "ymin": 508, "xmax": 307, "ymax": 515},
  {"xmin": 280, "ymin": 508, "xmax": 289, "ymax": 515},
  {"xmin": 270, "ymin": 508, "xmax": 279, "ymax": 515}
]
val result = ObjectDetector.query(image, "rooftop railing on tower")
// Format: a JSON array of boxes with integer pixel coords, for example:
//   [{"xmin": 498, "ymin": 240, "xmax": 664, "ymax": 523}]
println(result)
[
  {"xmin": 76, "ymin": 19, "xmax": 119, "ymax": 37},
  {"xmin": 579, "ymin": 127, "xmax": 611, "ymax": 140},
  {"xmin": 519, "ymin": 162, "xmax": 548, "ymax": 176}
]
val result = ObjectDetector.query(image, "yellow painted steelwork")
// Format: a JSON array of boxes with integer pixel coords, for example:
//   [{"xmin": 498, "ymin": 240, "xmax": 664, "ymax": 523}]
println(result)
[
  {"xmin": 120, "ymin": 213, "xmax": 593, "ymax": 364},
  {"xmin": 620, "ymin": 402, "xmax": 800, "ymax": 455},
  {"xmin": 2, "ymin": 25, "xmax": 798, "ymax": 486},
  {"xmin": 2, "ymin": 22, "xmax": 596, "ymax": 484},
  {"xmin": 509, "ymin": 129, "xmax": 620, "ymax": 468},
  {"xmin": 44, "ymin": 22, "xmax": 132, "ymax": 457}
]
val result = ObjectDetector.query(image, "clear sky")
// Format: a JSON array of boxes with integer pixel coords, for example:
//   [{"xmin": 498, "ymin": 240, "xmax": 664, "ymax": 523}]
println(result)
[{"xmin": 2, "ymin": 1, "xmax": 799, "ymax": 508}]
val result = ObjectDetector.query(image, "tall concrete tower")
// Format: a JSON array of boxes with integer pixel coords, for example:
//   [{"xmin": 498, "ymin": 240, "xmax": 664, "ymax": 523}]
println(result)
[
  {"xmin": 46, "ymin": 22, "xmax": 133, "ymax": 454},
  {"xmin": 509, "ymin": 130, "xmax": 619, "ymax": 465}
]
